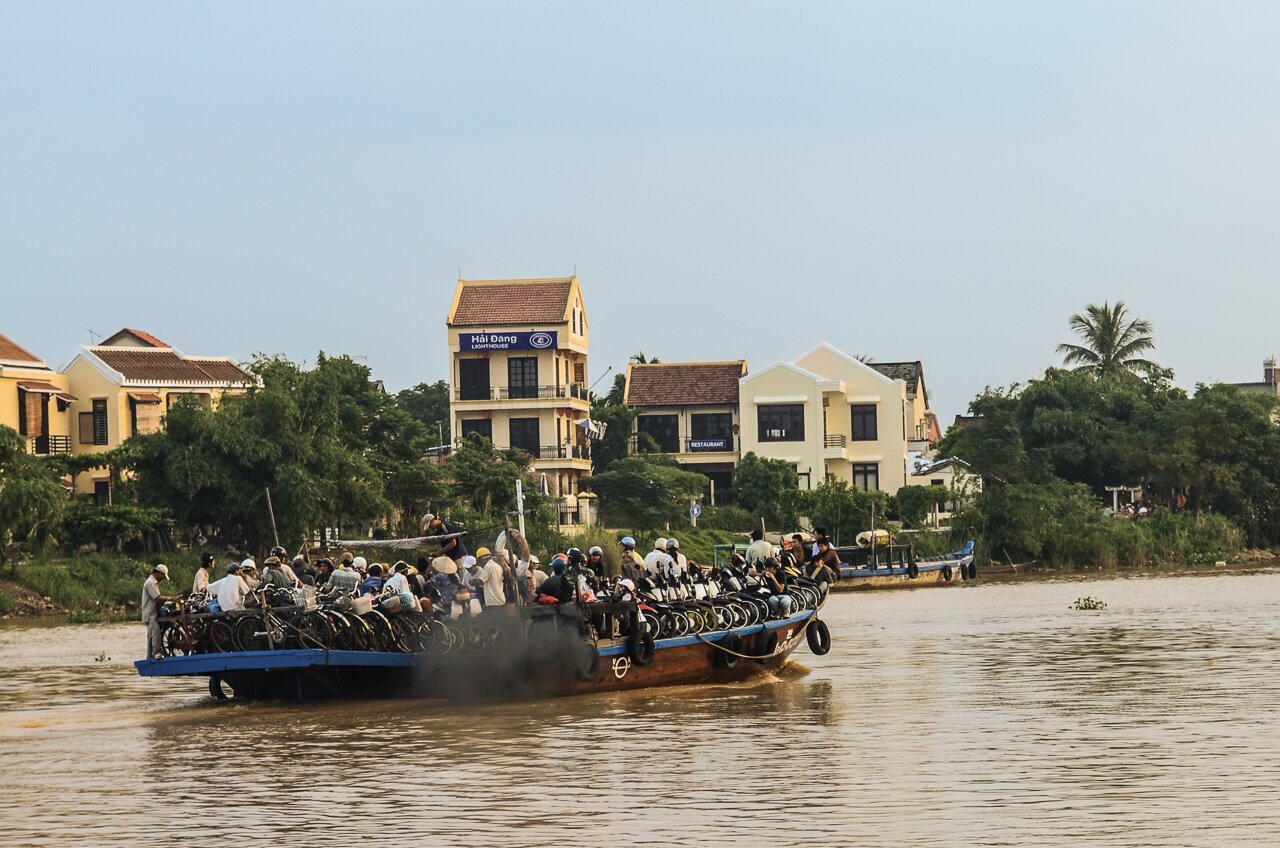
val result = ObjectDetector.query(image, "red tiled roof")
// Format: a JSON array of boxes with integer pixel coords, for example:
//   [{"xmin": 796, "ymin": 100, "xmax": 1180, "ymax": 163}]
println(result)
[
  {"xmin": 451, "ymin": 279, "xmax": 574, "ymax": 326},
  {"xmin": 625, "ymin": 361, "xmax": 747, "ymax": 407},
  {"xmin": 127, "ymin": 392, "xmax": 163, "ymax": 403},
  {"xmin": 101, "ymin": 328, "xmax": 169, "ymax": 348},
  {"xmin": 89, "ymin": 348, "xmax": 252, "ymax": 385},
  {"xmin": 0, "ymin": 333, "xmax": 45, "ymax": 365}
]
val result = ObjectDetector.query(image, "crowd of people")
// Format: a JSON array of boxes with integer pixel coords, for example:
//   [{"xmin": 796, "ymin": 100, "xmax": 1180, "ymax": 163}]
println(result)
[{"xmin": 141, "ymin": 521, "xmax": 841, "ymax": 658}]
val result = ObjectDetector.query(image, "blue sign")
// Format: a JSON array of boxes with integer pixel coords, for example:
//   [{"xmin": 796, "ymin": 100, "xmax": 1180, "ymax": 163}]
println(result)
[
  {"xmin": 459, "ymin": 331, "xmax": 558, "ymax": 352},
  {"xmin": 689, "ymin": 503, "xmax": 702, "ymax": 518},
  {"xmin": 689, "ymin": 437, "xmax": 731, "ymax": 452}
]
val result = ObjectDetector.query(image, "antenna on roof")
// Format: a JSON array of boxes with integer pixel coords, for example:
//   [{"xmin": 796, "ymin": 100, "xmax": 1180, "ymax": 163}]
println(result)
[
  {"xmin": 458, "ymin": 267, "xmax": 462, "ymax": 280},
  {"xmin": 86, "ymin": 329, "xmax": 100, "ymax": 344}
]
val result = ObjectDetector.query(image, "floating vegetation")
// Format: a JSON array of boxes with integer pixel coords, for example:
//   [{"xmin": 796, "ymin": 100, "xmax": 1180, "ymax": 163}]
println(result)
[
  {"xmin": 94, "ymin": 652, "xmax": 110, "ymax": 662},
  {"xmin": 1071, "ymin": 596, "xmax": 1107, "ymax": 610}
]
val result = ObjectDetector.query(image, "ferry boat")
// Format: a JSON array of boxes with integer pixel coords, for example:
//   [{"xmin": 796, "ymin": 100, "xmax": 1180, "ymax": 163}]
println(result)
[{"xmin": 834, "ymin": 538, "xmax": 976, "ymax": 590}]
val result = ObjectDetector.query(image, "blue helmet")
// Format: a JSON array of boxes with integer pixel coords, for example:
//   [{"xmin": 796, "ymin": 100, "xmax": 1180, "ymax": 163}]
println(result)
[{"xmin": 620, "ymin": 536, "xmax": 636, "ymax": 549}]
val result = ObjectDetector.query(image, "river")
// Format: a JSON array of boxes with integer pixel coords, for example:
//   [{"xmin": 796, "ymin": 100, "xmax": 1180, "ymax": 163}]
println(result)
[{"xmin": 2, "ymin": 568, "xmax": 1278, "ymax": 847}]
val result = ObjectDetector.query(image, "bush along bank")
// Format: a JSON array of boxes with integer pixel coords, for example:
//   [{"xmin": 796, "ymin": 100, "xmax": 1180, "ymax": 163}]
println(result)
[{"xmin": 1, "ymin": 551, "xmax": 202, "ymax": 621}]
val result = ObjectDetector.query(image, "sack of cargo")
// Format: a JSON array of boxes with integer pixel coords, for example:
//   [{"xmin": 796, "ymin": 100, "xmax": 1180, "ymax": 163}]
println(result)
[
  {"xmin": 380, "ymin": 592, "xmax": 418, "ymax": 614},
  {"xmin": 302, "ymin": 585, "xmax": 318, "ymax": 611},
  {"xmin": 350, "ymin": 594, "xmax": 374, "ymax": 615},
  {"xmin": 205, "ymin": 598, "xmax": 222, "ymax": 614}
]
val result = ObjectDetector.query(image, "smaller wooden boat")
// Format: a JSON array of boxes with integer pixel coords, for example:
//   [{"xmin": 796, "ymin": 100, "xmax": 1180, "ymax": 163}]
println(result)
[{"xmin": 833, "ymin": 541, "xmax": 977, "ymax": 591}]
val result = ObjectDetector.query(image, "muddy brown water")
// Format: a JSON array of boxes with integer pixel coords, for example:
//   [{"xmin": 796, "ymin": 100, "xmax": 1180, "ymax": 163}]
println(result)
[{"xmin": 2, "ymin": 569, "xmax": 1279, "ymax": 847}]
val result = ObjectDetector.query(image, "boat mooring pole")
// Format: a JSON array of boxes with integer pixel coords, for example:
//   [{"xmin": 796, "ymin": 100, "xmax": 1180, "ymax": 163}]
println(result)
[{"xmin": 265, "ymin": 487, "xmax": 280, "ymax": 548}]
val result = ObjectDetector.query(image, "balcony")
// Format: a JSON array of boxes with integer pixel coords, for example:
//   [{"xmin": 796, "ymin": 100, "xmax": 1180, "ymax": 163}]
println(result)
[
  {"xmin": 535, "ymin": 443, "xmax": 590, "ymax": 461},
  {"xmin": 454, "ymin": 383, "xmax": 588, "ymax": 402},
  {"xmin": 824, "ymin": 434, "xmax": 847, "ymax": 448},
  {"xmin": 31, "ymin": 435, "xmax": 71, "ymax": 456}
]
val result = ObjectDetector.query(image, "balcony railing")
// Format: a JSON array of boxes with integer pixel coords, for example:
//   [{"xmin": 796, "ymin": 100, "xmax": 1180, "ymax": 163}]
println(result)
[
  {"xmin": 32, "ymin": 435, "xmax": 72, "ymax": 456},
  {"xmin": 824, "ymin": 434, "xmax": 847, "ymax": 448},
  {"xmin": 535, "ymin": 443, "xmax": 590, "ymax": 460},
  {"xmin": 455, "ymin": 383, "xmax": 588, "ymax": 402}
]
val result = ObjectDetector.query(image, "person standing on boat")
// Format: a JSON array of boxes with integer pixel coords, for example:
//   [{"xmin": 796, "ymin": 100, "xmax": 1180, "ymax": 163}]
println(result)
[
  {"xmin": 478, "ymin": 549, "xmax": 507, "ymax": 607},
  {"xmin": 429, "ymin": 556, "xmax": 462, "ymax": 613},
  {"xmin": 424, "ymin": 513, "xmax": 469, "ymax": 562},
  {"xmin": 644, "ymin": 538, "xmax": 670, "ymax": 579},
  {"xmin": 192, "ymin": 553, "xmax": 214, "ymax": 595},
  {"xmin": 536, "ymin": 557, "xmax": 574, "ymax": 604},
  {"xmin": 141, "ymin": 564, "xmax": 174, "ymax": 659},
  {"xmin": 808, "ymin": 537, "xmax": 841, "ymax": 590},
  {"xmin": 217, "ymin": 562, "xmax": 250, "ymax": 612},
  {"xmin": 745, "ymin": 528, "xmax": 772, "ymax": 572},
  {"xmin": 586, "ymin": 546, "xmax": 607, "ymax": 584},
  {"xmin": 326, "ymin": 557, "xmax": 359, "ymax": 595},
  {"xmin": 619, "ymin": 537, "xmax": 645, "ymax": 584}
]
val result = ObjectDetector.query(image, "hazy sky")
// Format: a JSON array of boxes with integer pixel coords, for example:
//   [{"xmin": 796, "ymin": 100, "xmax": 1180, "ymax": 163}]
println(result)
[{"xmin": 4, "ymin": 2, "xmax": 1278, "ymax": 425}]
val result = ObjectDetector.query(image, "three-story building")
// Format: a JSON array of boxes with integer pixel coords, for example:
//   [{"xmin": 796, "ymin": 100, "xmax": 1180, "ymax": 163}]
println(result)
[{"xmin": 0, "ymin": 332, "xmax": 75, "ymax": 457}]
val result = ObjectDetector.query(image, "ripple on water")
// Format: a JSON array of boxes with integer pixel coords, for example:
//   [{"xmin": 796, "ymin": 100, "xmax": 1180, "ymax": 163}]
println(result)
[{"xmin": 1, "ymin": 571, "xmax": 1279, "ymax": 846}]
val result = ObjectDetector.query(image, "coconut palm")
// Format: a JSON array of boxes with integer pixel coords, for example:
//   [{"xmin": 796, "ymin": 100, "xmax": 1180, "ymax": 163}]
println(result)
[{"xmin": 1056, "ymin": 301, "xmax": 1158, "ymax": 378}]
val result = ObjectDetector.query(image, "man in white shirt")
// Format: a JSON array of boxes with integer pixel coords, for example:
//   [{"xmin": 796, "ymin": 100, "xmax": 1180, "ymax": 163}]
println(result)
[
  {"xmin": 141, "ymin": 564, "xmax": 172, "ymax": 658},
  {"xmin": 479, "ymin": 550, "xmax": 507, "ymax": 607},
  {"xmin": 192, "ymin": 553, "xmax": 213, "ymax": 595},
  {"xmin": 217, "ymin": 562, "xmax": 250, "ymax": 612},
  {"xmin": 745, "ymin": 529, "xmax": 773, "ymax": 572},
  {"xmin": 643, "ymin": 538, "xmax": 670, "ymax": 579},
  {"xmin": 384, "ymin": 561, "xmax": 412, "ymax": 595},
  {"xmin": 665, "ymin": 538, "xmax": 688, "ymax": 580}
]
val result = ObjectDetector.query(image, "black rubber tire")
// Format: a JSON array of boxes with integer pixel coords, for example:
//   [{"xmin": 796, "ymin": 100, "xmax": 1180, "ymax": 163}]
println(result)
[
  {"xmin": 967, "ymin": 561, "xmax": 978, "ymax": 580},
  {"xmin": 575, "ymin": 642, "xmax": 601, "ymax": 682},
  {"xmin": 715, "ymin": 632, "xmax": 742, "ymax": 669},
  {"xmin": 942, "ymin": 565, "xmax": 953, "ymax": 582},
  {"xmin": 208, "ymin": 674, "xmax": 229, "ymax": 700},
  {"xmin": 629, "ymin": 632, "xmax": 656, "ymax": 666},
  {"xmin": 754, "ymin": 628, "xmax": 778, "ymax": 663},
  {"xmin": 907, "ymin": 561, "xmax": 919, "ymax": 579},
  {"xmin": 806, "ymin": 619, "xmax": 831, "ymax": 656}
]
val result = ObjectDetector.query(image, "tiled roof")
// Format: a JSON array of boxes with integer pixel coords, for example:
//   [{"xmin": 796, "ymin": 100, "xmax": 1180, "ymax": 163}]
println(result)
[
  {"xmin": 88, "ymin": 348, "xmax": 253, "ymax": 385},
  {"xmin": 101, "ymin": 328, "xmax": 169, "ymax": 348},
  {"xmin": 450, "ymin": 278, "xmax": 574, "ymax": 326},
  {"xmin": 0, "ymin": 333, "xmax": 46, "ymax": 366},
  {"xmin": 869, "ymin": 361, "xmax": 924, "ymax": 397},
  {"xmin": 625, "ymin": 361, "xmax": 747, "ymax": 407}
]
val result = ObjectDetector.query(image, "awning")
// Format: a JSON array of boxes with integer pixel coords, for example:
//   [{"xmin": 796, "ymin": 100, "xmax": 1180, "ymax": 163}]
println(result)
[
  {"xmin": 128, "ymin": 392, "xmax": 163, "ymax": 403},
  {"xmin": 17, "ymin": 381, "xmax": 77, "ymax": 401}
]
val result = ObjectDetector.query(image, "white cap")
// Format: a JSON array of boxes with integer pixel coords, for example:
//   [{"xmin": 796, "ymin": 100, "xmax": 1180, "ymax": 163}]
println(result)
[
  {"xmin": 153, "ymin": 564, "xmax": 169, "ymax": 578},
  {"xmin": 240, "ymin": 558, "xmax": 255, "ymax": 570},
  {"xmin": 528, "ymin": 554, "xmax": 540, "ymax": 564},
  {"xmin": 462, "ymin": 555, "xmax": 477, "ymax": 569}
]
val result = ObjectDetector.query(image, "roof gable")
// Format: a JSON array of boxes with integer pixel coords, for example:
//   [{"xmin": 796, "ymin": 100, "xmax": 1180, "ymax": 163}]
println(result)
[
  {"xmin": 100, "ymin": 328, "xmax": 170, "ymax": 348},
  {"xmin": 792, "ymin": 342, "xmax": 898, "ymax": 387},
  {"xmin": 449, "ymin": 277, "xmax": 577, "ymax": 326},
  {"xmin": 625, "ymin": 361, "xmax": 747, "ymax": 407},
  {"xmin": 869, "ymin": 361, "xmax": 927, "ymax": 405}
]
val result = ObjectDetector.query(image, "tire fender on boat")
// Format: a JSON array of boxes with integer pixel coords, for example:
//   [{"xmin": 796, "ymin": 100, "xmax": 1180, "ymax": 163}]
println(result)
[
  {"xmin": 967, "ymin": 561, "xmax": 978, "ymax": 580},
  {"xmin": 754, "ymin": 629, "xmax": 778, "ymax": 663},
  {"xmin": 629, "ymin": 632, "xmax": 656, "ymax": 667},
  {"xmin": 806, "ymin": 619, "xmax": 831, "ymax": 656},
  {"xmin": 575, "ymin": 643, "xmax": 601, "ymax": 682},
  {"xmin": 208, "ymin": 674, "xmax": 229, "ymax": 701},
  {"xmin": 907, "ymin": 561, "xmax": 919, "ymax": 579},
  {"xmin": 941, "ymin": 565, "xmax": 953, "ymax": 582},
  {"xmin": 715, "ymin": 632, "xmax": 742, "ymax": 669}
]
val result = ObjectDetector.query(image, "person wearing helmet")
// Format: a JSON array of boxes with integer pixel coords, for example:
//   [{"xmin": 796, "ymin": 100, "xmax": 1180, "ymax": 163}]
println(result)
[
  {"xmin": 643, "ymin": 538, "xmax": 671, "ymax": 580},
  {"xmin": 536, "ymin": 555, "xmax": 574, "ymax": 604},
  {"xmin": 352, "ymin": 556, "xmax": 368, "ymax": 576},
  {"xmin": 586, "ymin": 545, "xmax": 606, "ymax": 583},
  {"xmin": 665, "ymin": 538, "xmax": 687, "ymax": 580},
  {"xmin": 358, "ymin": 563, "xmax": 384, "ymax": 597},
  {"xmin": 619, "ymin": 536, "xmax": 644, "ymax": 584}
]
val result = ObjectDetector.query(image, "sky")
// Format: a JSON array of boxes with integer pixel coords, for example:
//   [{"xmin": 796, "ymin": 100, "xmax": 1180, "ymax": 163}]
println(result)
[{"xmin": 3, "ymin": 1, "xmax": 1279, "ymax": 426}]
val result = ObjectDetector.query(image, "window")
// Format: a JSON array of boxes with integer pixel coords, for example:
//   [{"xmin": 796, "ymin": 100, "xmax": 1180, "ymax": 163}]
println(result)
[
  {"xmin": 851, "ymin": 404, "xmax": 877, "ymax": 441},
  {"xmin": 758, "ymin": 404, "xmax": 804, "ymax": 442},
  {"xmin": 93, "ymin": 480, "xmax": 111, "ymax": 506},
  {"xmin": 690, "ymin": 413, "xmax": 733, "ymax": 451},
  {"xmin": 853, "ymin": 463, "xmax": 880, "ymax": 491},
  {"xmin": 509, "ymin": 418, "xmax": 540, "ymax": 455},
  {"xmin": 79, "ymin": 399, "xmax": 108, "ymax": 446},
  {"xmin": 459, "ymin": 419, "xmax": 492, "ymax": 443},
  {"xmin": 458, "ymin": 359, "xmax": 491, "ymax": 401},
  {"xmin": 130, "ymin": 396, "xmax": 162, "ymax": 436},
  {"xmin": 508, "ymin": 357, "xmax": 538, "ymax": 399},
  {"xmin": 637, "ymin": 414, "xmax": 679, "ymax": 453}
]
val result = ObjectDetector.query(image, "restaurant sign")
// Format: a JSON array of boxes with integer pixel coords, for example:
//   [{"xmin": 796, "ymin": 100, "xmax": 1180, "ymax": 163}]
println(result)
[
  {"xmin": 459, "ymin": 331, "xmax": 558, "ymax": 352},
  {"xmin": 689, "ymin": 437, "xmax": 732, "ymax": 452}
]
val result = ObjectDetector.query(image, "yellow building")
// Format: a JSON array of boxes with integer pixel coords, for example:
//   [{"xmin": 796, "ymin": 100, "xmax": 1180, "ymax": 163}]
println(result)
[
  {"xmin": 446, "ymin": 277, "xmax": 592, "ymax": 521},
  {"xmin": 0, "ymin": 332, "xmax": 75, "ymax": 456},
  {"xmin": 623, "ymin": 360, "xmax": 747, "ymax": 501},
  {"xmin": 62, "ymin": 328, "xmax": 255, "ymax": 500},
  {"xmin": 739, "ymin": 343, "xmax": 917, "ymax": 493},
  {"xmin": 867, "ymin": 361, "xmax": 941, "ymax": 453}
]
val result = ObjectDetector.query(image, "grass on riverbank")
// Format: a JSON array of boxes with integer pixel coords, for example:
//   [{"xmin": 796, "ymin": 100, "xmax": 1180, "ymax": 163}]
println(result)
[{"xmin": 3, "ymin": 550, "xmax": 203, "ymax": 618}]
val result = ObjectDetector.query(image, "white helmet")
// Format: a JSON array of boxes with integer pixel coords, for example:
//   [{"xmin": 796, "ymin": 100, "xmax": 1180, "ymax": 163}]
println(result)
[
  {"xmin": 617, "ymin": 578, "xmax": 636, "ymax": 592},
  {"xmin": 352, "ymin": 556, "xmax": 367, "ymax": 571},
  {"xmin": 654, "ymin": 537, "xmax": 667, "ymax": 551},
  {"xmin": 240, "ymin": 558, "xmax": 255, "ymax": 571},
  {"xmin": 667, "ymin": 538, "xmax": 680, "ymax": 550}
]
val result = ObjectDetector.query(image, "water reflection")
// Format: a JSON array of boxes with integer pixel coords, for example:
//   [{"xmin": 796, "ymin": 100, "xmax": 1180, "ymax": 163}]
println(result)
[{"xmin": 2, "ymin": 571, "xmax": 1280, "ymax": 846}]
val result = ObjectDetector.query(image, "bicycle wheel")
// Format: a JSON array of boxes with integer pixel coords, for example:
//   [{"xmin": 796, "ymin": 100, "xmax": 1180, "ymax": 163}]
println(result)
[
  {"xmin": 208, "ymin": 618, "xmax": 236, "ymax": 652},
  {"xmin": 232, "ymin": 615, "xmax": 268, "ymax": 652},
  {"xmin": 364, "ymin": 611, "xmax": 401, "ymax": 652},
  {"xmin": 390, "ymin": 616, "xmax": 418, "ymax": 653},
  {"xmin": 297, "ymin": 611, "xmax": 334, "ymax": 649}
]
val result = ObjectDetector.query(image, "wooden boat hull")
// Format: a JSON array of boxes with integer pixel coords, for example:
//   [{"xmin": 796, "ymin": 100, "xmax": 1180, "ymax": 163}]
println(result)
[
  {"xmin": 834, "ymin": 555, "xmax": 975, "ymax": 591},
  {"xmin": 134, "ymin": 608, "xmax": 820, "ymax": 701}
]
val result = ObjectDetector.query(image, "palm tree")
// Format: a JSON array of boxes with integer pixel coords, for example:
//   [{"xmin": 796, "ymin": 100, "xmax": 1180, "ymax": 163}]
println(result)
[
  {"xmin": 630, "ymin": 351, "xmax": 660, "ymax": 365},
  {"xmin": 1056, "ymin": 301, "xmax": 1158, "ymax": 378}
]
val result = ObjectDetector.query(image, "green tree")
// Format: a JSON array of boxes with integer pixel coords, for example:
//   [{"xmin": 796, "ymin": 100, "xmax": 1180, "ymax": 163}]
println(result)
[
  {"xmin": 1056, "ymin": 300, "xmax": 1160, "ymax": 379},
  {"xmin": 796, "ymin": 478, "xmax": 887, "ymax": 544},
  {"xmin": 896, "ymin": 484, "xmax": 950, "ymax": 528},
  {"xmin": 0, "ymin": 426, "xmax": 67, "ymax": 570},
  {"xmin": 587, "ymin": 402, "xmax": 637, "ymax": 474},
  {"xmin": 733, "ymin": 452, "xmax": 800, "ymax": 528},
  {"xmin": 446, "ymin": 434, "xmax": 535, "ymax": 516},
  {"xmin": 394, "ymin": 381, "xmax": 451, "ymax": 447},
  {"xmin": 583, "ymin": 456, "xmax": 708, "ymax": 528}
]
